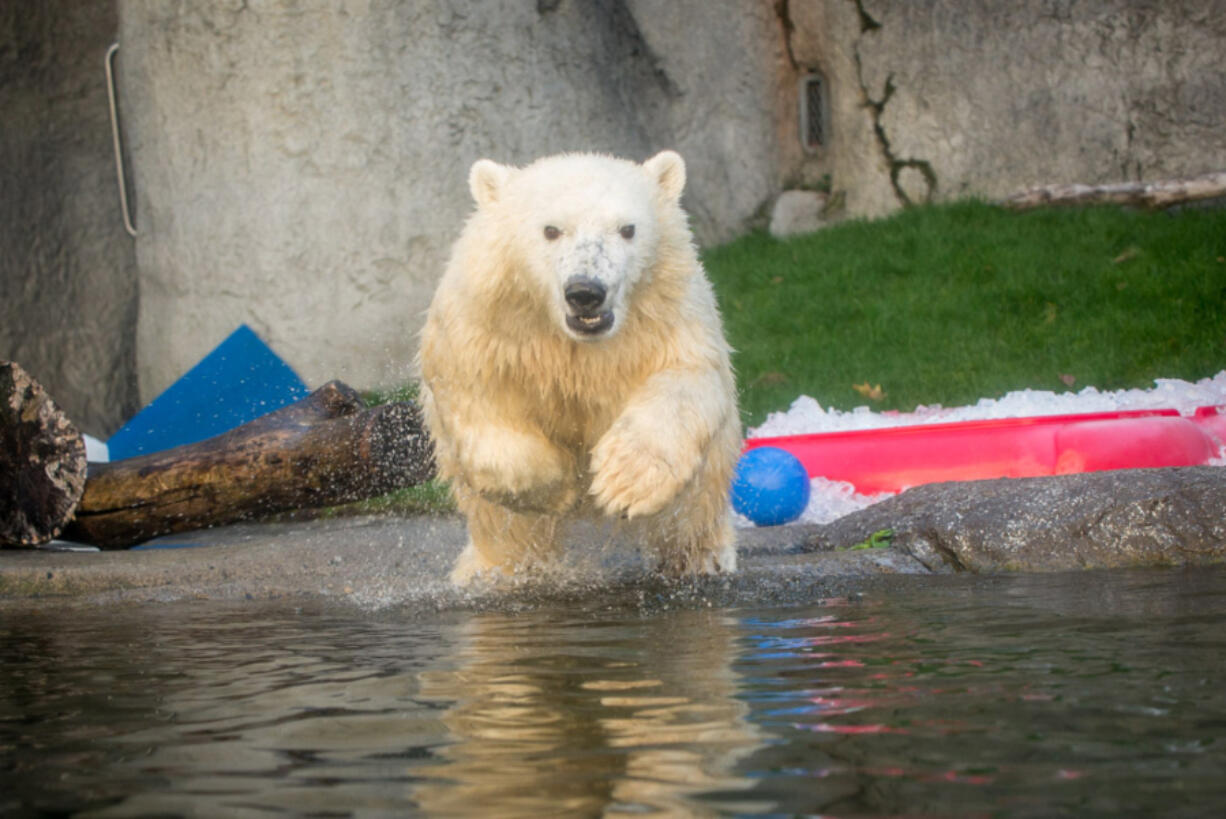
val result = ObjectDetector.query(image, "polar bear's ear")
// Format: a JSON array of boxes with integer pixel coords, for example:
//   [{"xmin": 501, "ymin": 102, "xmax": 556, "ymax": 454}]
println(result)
[
  {"xmin": 469, "ymin": 159, "xmax": 511, "ymax": 207},
  {"xmin": 643, "ymin": 150, "xmax": 686, "ymax": 202}
]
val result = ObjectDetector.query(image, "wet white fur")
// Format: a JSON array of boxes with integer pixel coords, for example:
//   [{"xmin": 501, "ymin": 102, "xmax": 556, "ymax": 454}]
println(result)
[{"xmin": 419, "ymin": 151, "xmax": 740, "ymax": 585}]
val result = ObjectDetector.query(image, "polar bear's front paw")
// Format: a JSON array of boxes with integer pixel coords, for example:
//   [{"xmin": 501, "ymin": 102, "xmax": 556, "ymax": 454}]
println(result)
[
  {"xmin": 589, "ymin": 431, "xmax": 693, "ymax": 519},
  {"xmin": 462, "ymin": 429, "xmax": 576, "ymax": 514}
]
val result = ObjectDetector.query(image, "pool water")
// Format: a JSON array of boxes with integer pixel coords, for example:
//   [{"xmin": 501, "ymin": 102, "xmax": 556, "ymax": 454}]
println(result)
[{"xmin": 3, "ymin": 565, "xmax": 1225, "ymax": 817}]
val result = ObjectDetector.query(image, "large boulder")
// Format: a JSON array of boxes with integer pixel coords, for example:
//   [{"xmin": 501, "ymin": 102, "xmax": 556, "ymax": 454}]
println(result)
[
  {"xmin": 768, "ymin": 190, "xmax": 830, "ymax": 237},
  {"xmin": 810, "ymin": 467, "xmax": 1226, "ymax": 573}
]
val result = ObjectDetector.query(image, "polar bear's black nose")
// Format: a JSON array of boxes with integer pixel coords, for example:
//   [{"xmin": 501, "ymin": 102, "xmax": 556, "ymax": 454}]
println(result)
[{"xmin": 564, "ymin": 276, "xmax": 607, "ymax": 312}]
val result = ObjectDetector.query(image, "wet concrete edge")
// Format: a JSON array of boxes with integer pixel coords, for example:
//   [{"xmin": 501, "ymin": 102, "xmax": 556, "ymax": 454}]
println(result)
[{"xmin": 2, "ymin": 467, "xmax": 1223, "ymax": 609}]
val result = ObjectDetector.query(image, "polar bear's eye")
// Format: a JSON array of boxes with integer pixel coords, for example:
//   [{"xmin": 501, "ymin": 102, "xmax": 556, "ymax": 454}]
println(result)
[
  {"xmin": 543, "ymin": 225, "xmax": 561, "ymax": 241},
  {"xmin": 619, "ymin": 224, "xmax": 636, "ymax": 240}
]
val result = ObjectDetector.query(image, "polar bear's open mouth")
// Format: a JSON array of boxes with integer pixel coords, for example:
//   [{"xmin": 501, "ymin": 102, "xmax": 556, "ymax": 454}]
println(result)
[{"xmin": 566, "ymin": 310, "xmax": 614, "ymax": 337}]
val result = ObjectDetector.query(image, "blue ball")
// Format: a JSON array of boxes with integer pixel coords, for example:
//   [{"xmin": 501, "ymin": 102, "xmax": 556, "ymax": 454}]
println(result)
[{"xmin": 731, "ymin": 446, "xmax": 811, "ymax": 526}]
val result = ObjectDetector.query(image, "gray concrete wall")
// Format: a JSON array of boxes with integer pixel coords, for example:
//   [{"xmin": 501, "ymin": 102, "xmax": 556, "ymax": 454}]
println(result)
[
  {"xmin": 117, "ymin": 0, "xmax": 787, "ymax": 401},
  {"xmin": 784, "ymin": 0, "xmax": 1226, "ymax": 218},
  {"xmin": 0, "ymin": 1, "xmax": 138, "ymax": 436}
]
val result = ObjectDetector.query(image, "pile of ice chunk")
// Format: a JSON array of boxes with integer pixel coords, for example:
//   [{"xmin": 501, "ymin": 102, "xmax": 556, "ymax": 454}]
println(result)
[{"xmin": 741, "ymin": 371, "xmax": 1226, "ymax": 527}]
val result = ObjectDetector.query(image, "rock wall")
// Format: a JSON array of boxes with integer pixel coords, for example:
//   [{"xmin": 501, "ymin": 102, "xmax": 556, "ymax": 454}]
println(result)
[
  {"xmin": 784, "ymin": 0, "xmax": 1226, "ymax": 218},
  {"xmin": 117, "ymin": 0, "xmax": 788, "ymax": 401},
  {"xmin": 10, "ymin": 1, "xmax": 1224, "ymax": 421},
  {"xmin": 0, "ymin": 1, "xmax": 138, "ymax": 436}
]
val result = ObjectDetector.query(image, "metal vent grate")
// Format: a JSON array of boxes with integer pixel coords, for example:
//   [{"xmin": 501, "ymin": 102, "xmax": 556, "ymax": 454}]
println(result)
[{"xmin": 800, "ymin": 73, "xmax": 826, "ymax": 150}]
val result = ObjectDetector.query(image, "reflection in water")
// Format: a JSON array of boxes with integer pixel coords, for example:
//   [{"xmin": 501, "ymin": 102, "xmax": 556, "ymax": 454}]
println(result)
[
  {"xmin": 415, "ymin": 609, "xmax": 764, "ymax": 816},
  {"xmin": 2, "ymin": 566, "xmax": 1226, "ymax": 816},
  {"xmin": 0, "ymin": 605, "xmax": 457, "ymax": 816},
  {"xmin": 730, "ymin": 569, "xmax": 1226, "ymax": 816}
]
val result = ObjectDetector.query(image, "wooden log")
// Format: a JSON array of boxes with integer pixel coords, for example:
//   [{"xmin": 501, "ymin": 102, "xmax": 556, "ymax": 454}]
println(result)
[
  {"xmin": 1, "ymin": 362, "xmax": 88, "ymax": 546},
  {"xmin": 62, "ymin": 381, "xmax": 435, "ymax": 549},
  {"xmin": 1002, "ymin": 170, "xmax": 1226, "ymax": 210}
]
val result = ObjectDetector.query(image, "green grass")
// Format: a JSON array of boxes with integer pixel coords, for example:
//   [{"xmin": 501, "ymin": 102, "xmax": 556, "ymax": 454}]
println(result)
[
  {"xmin": 320, "ymin": 482, "xmax": 455, "ymax": 518},
  {"xmin": 362, "ymin": 382, "xmax": 419, "ymax": 407},
  {"xmin": 703, "ymin": 201, "xmax": 1226, "ymax": 427},
  {"xmin": 287, "ymin": 481, "xmax": 455, "ymax": 521}
]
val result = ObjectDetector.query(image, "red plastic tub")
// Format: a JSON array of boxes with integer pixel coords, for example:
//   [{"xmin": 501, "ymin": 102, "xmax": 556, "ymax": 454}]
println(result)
[{"xmin": 745, "ymin": 405, "xmax": 1226, "ymax": 495}]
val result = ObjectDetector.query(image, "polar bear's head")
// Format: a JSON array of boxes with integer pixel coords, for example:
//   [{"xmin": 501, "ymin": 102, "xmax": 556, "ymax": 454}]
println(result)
[{"xmin": 467, "ymin": 151, "xmax": 687, "ymax": 342}]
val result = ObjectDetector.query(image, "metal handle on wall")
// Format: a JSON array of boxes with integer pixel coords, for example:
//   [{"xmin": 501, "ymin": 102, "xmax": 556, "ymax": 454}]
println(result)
[{"xmin": 105, "ymin": 42, "xmax": 137, "ymax": 237}]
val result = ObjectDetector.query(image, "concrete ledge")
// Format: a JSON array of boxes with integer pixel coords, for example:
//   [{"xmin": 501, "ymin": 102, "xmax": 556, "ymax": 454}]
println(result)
[
  {"xmin": 0, "ymin": 514, "xmax": 924, "ymax": 610},
  {"xmin": 2, "ymin": 468, "xmax": 1221, "ymax": 610}
]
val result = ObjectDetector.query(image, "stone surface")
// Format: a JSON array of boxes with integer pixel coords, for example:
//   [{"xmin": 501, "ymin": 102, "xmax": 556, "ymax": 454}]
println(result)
[
  {"xmin": 784, "ymin": 0, "xmax": 1226, "ymax": 218},
  {"xmin": 768, "ymin": 190, "xmax": 828, "ymax": 237},
  {"xmin": 117, "ymin": 0, "xmax": 788, "ymax": 402},
  {"xmin": 0, "ymin": 515, "xmax": 927, "ymax": 609},
  {"xmin": 0, "ymin": 2, "xmax": 138, "ymax": 436},
  {"xmin": 811, "ymin": 467, "xmax": 1226, "ymax": 573}
]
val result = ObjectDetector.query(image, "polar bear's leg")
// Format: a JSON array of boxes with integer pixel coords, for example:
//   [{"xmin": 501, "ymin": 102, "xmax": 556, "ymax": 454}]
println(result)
[
  {"xmin": 648, "ymin": 513, "xmax": 737, "ymax": 576},
  {"xmin": 642, "ymin": 418, "xmax": 742, "ymax": 576},
  {"xmin": 590, "ymin": 367, "xmax": 735, "ymax": 520},
  {"xmin": 642, "ymin": 509, "xmax": 736, "ymax": 576},
  {"xmin": 449, "ymin": 491, "xmax": 563, "ymax": 586},
  {"xmin": 457, "ymin": 425, "xmax": 578, "ymax": 515},
  {"xmin": 450, "ymin": 542, "xmax": 497, "ymax": 586}
]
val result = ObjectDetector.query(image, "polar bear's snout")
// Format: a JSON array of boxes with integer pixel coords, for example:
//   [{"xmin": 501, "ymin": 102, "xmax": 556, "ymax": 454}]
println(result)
[
  {"xmin": 563, "ymin": 276, "xmax": 606, "ymax": 311},
  {"xmin": 556, "ymin": 234, "xmax": 626, "ymax": 339},
  {"xmin": 563, "ymin": 275, "xmax": 615, "ymax": 337}
]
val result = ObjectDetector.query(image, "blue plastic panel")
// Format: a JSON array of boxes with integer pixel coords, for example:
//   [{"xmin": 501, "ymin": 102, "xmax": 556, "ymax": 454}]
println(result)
[{"xmin": 107, "ymin": 325, "xmax": 309, "ymax": 460}]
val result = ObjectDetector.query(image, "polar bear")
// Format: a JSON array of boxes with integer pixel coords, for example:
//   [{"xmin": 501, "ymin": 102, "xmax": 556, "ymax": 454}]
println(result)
[{"xmin": 418, "ymin": 151, "xmax": 740, "ymax": 585}]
